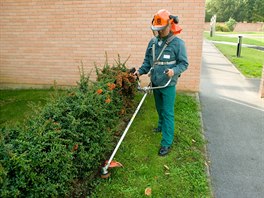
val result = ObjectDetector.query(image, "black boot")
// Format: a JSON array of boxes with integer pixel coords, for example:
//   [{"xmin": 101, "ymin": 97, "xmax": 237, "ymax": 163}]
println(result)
[
  {"xmin": 158, "ymin": 146, "xmax": 170, "ymax": 156},
  {"xmin": 153, "ymin": 128, "xmax": 162, "ymax": 133}
]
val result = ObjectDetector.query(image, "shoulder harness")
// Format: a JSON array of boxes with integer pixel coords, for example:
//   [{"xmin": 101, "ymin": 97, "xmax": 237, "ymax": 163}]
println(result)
[{"xmin": 152, "ymin": 35, "xmax": 176, "ymax": 66}]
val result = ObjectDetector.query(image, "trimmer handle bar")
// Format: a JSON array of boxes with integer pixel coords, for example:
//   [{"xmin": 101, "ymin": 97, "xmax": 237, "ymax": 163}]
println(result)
[{"xmin": 129, "ymin": 67, "xmax": 172, "ymax": 92}]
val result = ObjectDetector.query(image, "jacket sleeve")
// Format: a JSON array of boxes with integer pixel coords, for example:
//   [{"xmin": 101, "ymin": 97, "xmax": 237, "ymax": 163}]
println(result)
[
  {"xmin": 138, "ymin": 39, "xmax": 154, "ymax": 75},
  {"xmin": 172, "ymin": 39, "xmax": 189, "ymax": 76}
]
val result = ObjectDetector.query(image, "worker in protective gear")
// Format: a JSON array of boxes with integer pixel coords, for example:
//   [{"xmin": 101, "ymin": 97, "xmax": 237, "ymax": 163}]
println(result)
[{"xmin": 134, "ymin": 9, "xmax": 189, "ymax": 156}]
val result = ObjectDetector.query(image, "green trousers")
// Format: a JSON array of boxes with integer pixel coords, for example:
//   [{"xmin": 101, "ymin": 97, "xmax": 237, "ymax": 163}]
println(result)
[{"xmin": 153, "ymin": 85, "xmax": 176, "ymax": 147}]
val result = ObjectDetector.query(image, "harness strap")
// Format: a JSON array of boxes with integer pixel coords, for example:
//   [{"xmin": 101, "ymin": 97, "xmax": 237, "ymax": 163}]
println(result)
[
  {"xmin": 152, "ymin": 41, "xmax": 155, "ymax": 63},
  {"xmin": 152, "ymin": 35, "xmax": 175, "ymax": 64},
  {"xmin": 156, "ymin": 44, "xmax": 167, "ymax": 61}
]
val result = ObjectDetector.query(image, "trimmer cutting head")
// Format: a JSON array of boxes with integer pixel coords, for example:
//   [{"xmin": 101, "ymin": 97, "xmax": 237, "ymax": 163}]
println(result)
[
  {"xmin": 100, "ymin": 169, "xmax": 111, "ymax": 179},
  {"xmin": 100, "ymin": 165, "xmax": 111, "ymax": 178},
  {"xmin": 100, "ymin": 160, "xmax": 123, "ymax": 179}
]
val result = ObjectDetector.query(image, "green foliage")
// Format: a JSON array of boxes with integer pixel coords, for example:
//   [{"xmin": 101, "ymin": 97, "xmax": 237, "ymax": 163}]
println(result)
[
  {"xmin": 0, "ymin": 59, "xmax": 137, "ymax": 197},
  {"xmin": 206, "ymin": 0, "xmax": 241, "ymax": 22},
  {"xmin": 245, "ymin": 0, "xmax": 264, "ymax": 22},
  {"xmin": 225, "ymin": 18, "xmax": 237, "ymax": 32},
  {"xmin": 215, "ymin": 23, "xmax": 230, "ymax": 32},
  {"xmin": 205, "ymin": 0, "xmax": 213, "ymax": 22},
  {"xmin": 206, "ymin": 0, "xmax": 264, "ymax": 22}
]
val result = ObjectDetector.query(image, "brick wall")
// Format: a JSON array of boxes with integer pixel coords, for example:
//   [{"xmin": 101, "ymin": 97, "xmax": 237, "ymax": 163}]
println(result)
[
  {"xmin": 0, "ymin": 0, "xmax": 205, "ymax": 91},
  {"xmin": 234, "ymin": 22, "xmax": 264, "ymax": 32}
]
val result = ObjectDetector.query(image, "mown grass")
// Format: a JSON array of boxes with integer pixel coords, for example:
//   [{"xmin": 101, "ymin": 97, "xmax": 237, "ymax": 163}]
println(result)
[
  {"xmin": 216, "ymin": 32, "xmax": 263, "ymax": 35},
  {"xmin": 91, "ymin": 93, "xmax": 211, "ymax": 198},
  {"xmin": 214, "ymin": 44, "xmax": 264, "ymax": 78},
  {"xmin": 0, "ymin": 89, "xmax": 63, "ymax": 126},
  {"xmin": 204, "ymin": 32, "xmax": 264, "ymax": 46}
]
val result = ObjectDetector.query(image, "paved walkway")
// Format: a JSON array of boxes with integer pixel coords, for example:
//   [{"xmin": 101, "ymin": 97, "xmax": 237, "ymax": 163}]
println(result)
[{"xmin": 200, "ymin": 40, "xmax": 264, "ymax": 198}]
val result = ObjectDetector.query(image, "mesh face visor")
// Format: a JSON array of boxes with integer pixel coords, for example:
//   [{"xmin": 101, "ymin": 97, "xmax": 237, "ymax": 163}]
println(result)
[
  {"xmin": 151, "ymin": 24, "xmax": 169, "ymax": 37},
  {"xmin": 151, "ymin": 11, "xmax": 170, "ymax": 31}
]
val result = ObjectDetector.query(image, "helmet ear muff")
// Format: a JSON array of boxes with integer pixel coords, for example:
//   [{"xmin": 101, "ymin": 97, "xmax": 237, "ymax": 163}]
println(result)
[{"xmin": 169, "ymin": 15, "xmax": 179, "ymax": 24}]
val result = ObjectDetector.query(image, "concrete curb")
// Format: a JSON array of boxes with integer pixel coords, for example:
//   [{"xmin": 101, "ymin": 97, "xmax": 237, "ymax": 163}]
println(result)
[{"xmin": 195, "ymin": 93, "xmax": 215, "ymax": 198}]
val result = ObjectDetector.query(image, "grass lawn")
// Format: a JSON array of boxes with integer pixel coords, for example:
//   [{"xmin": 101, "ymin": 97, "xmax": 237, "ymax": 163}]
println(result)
[
  {"xmin": 215, "ymin": 32, "xmax": 264, "ymax": 35},
  {"xmin": 0, "ymin": 89, "xmax": 61, "ymax": 126},
  {"xmin": 0, "ymin": 90, "xmax": 211, "ymax": 197},
  {"xmin": 92, "ymin": 93, "xmax": 211, "ymax": 197},
  {"xmin": 203, "ymin": 31, "xmax": 264, "ymax": 78},
  {"xmin": 204, "ymin": 32, "xmax": 264, "ymax": 46},
  {"xmin": 214, "ymin": 44, "xmax": 264, "ymax": 78}
]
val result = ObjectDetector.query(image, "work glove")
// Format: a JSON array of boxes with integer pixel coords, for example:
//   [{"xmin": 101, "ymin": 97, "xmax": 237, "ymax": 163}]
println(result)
[{"xmin": 129, "ymin": 67, "xmax": 140, "ymax": 80}]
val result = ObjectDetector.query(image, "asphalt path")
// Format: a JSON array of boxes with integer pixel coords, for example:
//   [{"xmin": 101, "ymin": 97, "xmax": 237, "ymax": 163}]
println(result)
[{"xmin": 200, "ymin": 40, "xmax": 264, "ymax": 198}]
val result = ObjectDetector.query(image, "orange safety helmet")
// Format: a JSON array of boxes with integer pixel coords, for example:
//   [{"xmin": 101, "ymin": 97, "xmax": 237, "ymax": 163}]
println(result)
[
  {"xmin": 151, "ymin": 9, "xmax": 182, "ymax": 35},
  {"xmin": 151, "ymin": 9, "xmax": 171, "ymax": 31}
]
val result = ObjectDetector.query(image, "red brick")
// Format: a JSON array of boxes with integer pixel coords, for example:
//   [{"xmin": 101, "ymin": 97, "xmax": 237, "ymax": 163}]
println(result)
[{"xmin": 0, "ymin": 0, "xmax": 205, "ymax": 91}]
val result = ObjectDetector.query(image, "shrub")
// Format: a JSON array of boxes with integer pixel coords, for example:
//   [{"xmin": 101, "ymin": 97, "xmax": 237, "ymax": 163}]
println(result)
[
  {"xmin": 0, "ymin": 57, "xmax": 137, "ymax": 197},
  {"xmin": 215, "ymin": 23, "xmax": 230, "ymax": 32},
  {"xmin": 225, "ymin": 18, "xmax": 237, "ymax": 32}
]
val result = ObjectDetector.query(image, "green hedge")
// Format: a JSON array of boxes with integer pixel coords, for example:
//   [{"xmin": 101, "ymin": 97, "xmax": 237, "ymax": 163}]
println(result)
[{"xmin": 0, "ymin": 60, "xmax": 137, "ymax": 197}]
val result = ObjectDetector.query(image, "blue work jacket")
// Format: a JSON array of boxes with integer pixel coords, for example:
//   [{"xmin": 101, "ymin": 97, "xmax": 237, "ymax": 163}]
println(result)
[{"xmin": 138, "ymin": 33, "xmax": 189, "ymax": 87}]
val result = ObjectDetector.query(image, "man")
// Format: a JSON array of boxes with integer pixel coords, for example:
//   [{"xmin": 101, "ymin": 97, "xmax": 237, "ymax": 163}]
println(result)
[{"xmin": 134, "ymin": 9, "xmax": 189, "ymax": 156}]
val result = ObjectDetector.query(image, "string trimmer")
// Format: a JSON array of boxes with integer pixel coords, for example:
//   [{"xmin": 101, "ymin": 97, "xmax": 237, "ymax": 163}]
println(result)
[{"xmin": 100, "ymin": 68, "xmax": 171, "ymax": 178}]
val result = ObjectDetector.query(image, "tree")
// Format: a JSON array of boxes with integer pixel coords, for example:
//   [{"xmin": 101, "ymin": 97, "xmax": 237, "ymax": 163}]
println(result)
[
  {"xmin": 244, "ymin": 0, "xmax": 256, "ymax": 22},
  {"xmin": 205, "ymin": 0, "xmax": 264, "ymax": 22},
  {"xmin": 252, "ymin": 0, "xmax": 264, "ymax": 22},
  {"xmin": 205, "ymin": 0, "xmax": 213, "ymax": 22},
  {"xmin": 206, "ymin": 0, "xmax": 240, "ymax": 22}
]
